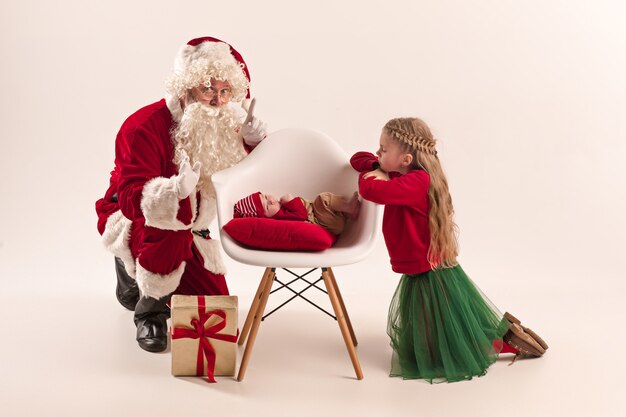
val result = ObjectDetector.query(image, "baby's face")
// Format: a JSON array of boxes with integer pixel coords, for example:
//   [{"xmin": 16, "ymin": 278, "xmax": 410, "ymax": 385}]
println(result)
[{"xmin": 261, "ymin": 193, "xmax": 281, "ymax": 217}]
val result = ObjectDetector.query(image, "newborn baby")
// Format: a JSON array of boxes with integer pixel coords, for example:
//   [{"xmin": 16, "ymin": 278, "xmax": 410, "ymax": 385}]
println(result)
[{"xmin": 234, "ymin": 191, "xmax": 360, "ymax": 235}]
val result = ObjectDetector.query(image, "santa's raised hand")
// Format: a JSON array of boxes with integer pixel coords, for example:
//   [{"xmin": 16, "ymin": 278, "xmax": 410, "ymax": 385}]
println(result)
[{"xmin": 240, "ymin": 98, "xmax": 268, "ymax": 146}]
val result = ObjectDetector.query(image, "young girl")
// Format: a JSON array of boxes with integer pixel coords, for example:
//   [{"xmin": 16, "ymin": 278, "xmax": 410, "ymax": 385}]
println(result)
[{"xmin": 351, "ymin": 117, "xmax": 547, "ymax": 383}]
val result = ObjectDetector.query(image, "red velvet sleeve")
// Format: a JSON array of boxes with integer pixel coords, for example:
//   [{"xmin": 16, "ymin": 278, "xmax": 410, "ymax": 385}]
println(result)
[
  {"xmin": 358, "ymin": 170, "xmax": 430, "ymax": 208},
  {"xmin": 116, "ymin": 127, "xmax": 163, "ymax": 221},
  {"xmin": 243, "ymin": 141, "xmax": 254, "ymax": 154},
  {"xmin": 350, "ymin": 151, "xmax": 379, "ymax": 172}
]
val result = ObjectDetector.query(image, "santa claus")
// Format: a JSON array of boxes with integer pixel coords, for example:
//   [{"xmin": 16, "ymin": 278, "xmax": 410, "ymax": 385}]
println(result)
[{"xmin": 95, "ymin": 37, "xmax": 268, "ymax": 352}]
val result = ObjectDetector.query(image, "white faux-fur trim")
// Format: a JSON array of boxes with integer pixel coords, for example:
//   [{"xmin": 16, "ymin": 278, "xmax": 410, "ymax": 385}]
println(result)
[
  {"xmin": 193, "ymin": 193, "xmax": 217, "ymax": 231},
  {"xmin": 165, "ymin": 93, "xmax": 183, "ymax": 123},
  {"xmin": 193, "ymin": 235, "xmax": 227, "ymax": 275},
  {"xmin": 141, "ymin": 177, "xmax": 197, "ymax": 231},
  {"xmin": 101, "ymin": 210, "xmax": 135, "ymax": 278},
  {"xmin": 136, "ymin": 261, "xmax": 186, "ymax": 299}
]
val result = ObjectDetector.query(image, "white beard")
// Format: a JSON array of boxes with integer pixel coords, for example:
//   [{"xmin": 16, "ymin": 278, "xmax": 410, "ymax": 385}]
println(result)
[{"xmin": 172, "ymin": 102, "xmax": 247, "ymax": 197}]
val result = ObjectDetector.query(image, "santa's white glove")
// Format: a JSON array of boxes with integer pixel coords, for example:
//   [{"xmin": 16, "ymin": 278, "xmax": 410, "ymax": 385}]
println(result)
[
  {"xmin": 175, "ymin": 153, "xmax": 201, "ymax": 199},
  {"xmin": 240, "ymin": 98, "xmax": 268, "ymax": 146}
]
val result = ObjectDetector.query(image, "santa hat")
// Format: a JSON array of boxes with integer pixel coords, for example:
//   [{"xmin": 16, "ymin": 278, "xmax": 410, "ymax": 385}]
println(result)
[
  {"xmin": 234, "ymin": 192, "xmax": 264, "ymax": 218},
  {"xmin": 166, "ymin": 36, "xmax": 251, "ymax": 102}
]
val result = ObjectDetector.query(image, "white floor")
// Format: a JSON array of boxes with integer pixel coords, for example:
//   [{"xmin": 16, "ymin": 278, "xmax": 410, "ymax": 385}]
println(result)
[{"xmin": 2, "ymin": 249, "xmax": 624, "ymax": 417}]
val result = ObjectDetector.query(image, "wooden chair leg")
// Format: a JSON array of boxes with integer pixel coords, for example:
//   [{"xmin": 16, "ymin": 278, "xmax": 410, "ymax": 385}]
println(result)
[
  {"xmin": 238, "ymin": 267, "xmax": 273, "ymax": 346},
  {"xmin": 237, "ymin": 268, "xmax": 275, "ymax": 381},
  {"xmin": 321, "ymin": 268, "xmax": 363, "ymax": 380},
  {"xmin": 327, "ymin": 267, "xmax": 358, "ymax": 347}
]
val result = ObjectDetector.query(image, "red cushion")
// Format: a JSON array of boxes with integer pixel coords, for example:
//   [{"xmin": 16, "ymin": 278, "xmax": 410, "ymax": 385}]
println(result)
[{"xmin": 223, "ymin": 218, "xmax": 337, "ymax": 251}]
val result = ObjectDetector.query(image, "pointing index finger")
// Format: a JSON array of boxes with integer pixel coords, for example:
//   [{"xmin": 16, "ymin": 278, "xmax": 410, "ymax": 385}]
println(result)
[{"xmin": 243, "ymin": 97, "xmax": 256, "ymax": 124}]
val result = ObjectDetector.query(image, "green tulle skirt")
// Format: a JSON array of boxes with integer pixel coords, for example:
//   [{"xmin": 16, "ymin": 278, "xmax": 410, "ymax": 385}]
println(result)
[{"xmin": 387, "ymin": 264, "xmax": 510, "ymax": 383}]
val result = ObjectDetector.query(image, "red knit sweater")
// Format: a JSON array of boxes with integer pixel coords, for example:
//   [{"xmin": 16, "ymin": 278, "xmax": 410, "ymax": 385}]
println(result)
[
  {"xmin": 351, "ymin": 152, "xmax": 432, "ymax": 274},
  {"xmin": 270, "ymin": 198, "xmax": 308, "ymax": 221}
]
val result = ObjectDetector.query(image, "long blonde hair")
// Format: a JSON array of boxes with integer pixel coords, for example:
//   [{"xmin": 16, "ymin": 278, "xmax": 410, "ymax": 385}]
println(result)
[{"xmin": 384, "ymin": 117, "xmax": 459, "ymax": 268}]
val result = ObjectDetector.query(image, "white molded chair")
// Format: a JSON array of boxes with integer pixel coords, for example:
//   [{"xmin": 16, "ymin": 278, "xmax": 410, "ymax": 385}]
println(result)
[{"xmin": 212, "ymin": 128, "xmax": 380, "ymax": 380}]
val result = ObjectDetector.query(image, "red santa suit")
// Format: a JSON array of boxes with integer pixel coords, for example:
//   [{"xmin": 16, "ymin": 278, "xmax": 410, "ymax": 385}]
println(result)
[
  {"xmin": 97, "ymin": 98, "xmax": 237, "ymax": 299},
  {"xmin": 96, "ymin": 37, "xmax": 256, "ymax": 300}
]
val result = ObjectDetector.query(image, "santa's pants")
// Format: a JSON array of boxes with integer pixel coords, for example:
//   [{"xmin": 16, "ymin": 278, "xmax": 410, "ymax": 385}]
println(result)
[
  {"xmin": 130, "ymin": 221, "xmax": 229, "ymax": 297},
  {"xmin": 115, "ymin": 251, "xmax": 228, "ymax": 321}
]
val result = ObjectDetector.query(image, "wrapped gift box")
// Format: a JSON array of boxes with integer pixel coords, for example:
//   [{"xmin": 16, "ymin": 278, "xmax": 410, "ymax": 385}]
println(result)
[{"xmin": 171, "ymin": 295, "xmax": 238, "ymax": 381}]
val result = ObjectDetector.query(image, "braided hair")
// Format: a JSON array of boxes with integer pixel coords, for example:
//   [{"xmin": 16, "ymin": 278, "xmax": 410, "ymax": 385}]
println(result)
[{"xmin": 384, "ymin": 118, "xmax": 459, "ymax": 268}]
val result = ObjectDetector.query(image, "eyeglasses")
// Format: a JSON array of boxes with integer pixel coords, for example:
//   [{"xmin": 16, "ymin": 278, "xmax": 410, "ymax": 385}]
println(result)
[{"xmin": 196, "ymin": 85, "xmax": 233, "ymax": 101}]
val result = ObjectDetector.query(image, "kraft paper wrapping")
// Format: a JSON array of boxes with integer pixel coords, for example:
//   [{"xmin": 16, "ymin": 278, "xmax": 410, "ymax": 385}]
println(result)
[{"xmin": 171, "ymin": 295, "xmax": 238, "ymax": 377}]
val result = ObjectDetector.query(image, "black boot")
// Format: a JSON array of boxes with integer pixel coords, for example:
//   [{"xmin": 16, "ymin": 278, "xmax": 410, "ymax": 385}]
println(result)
[
  {"xmin": 134, "ymin": 294, "xmax": 170, "ymax": 353},
  {"xmin": 115, "ymin": 257, "xmax": 139, "ymax": 311}
]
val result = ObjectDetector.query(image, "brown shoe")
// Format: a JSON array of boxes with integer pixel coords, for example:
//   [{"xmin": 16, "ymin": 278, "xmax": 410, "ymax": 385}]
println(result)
[
  {"xmin": 504, "ymin": 312, "xmax": 549, "ymax": 351},
  {"xmin": 503, "ymin": 322, "xmax": 545, "ymax": 360}
]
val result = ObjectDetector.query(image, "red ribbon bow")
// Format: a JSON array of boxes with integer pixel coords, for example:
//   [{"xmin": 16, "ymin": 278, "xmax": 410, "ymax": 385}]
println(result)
[{"xmin": 172, "ymin": 296, "xmax": 238, "ymax": 382}]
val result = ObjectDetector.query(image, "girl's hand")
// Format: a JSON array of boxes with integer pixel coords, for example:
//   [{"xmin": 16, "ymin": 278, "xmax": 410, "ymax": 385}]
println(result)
[{"xmin": 363, "ymin": 168, "xmax": 389, "ymax": 181}]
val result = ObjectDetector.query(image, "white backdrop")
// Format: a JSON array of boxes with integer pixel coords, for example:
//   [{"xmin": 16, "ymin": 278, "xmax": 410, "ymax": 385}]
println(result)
[
  {"xmin": 1, "ymin": 1, "xmax": 625, "ymax": 416},
  {"xmin": 2, "ymin": 0, "xmax": 624, "ymax": 293}
]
